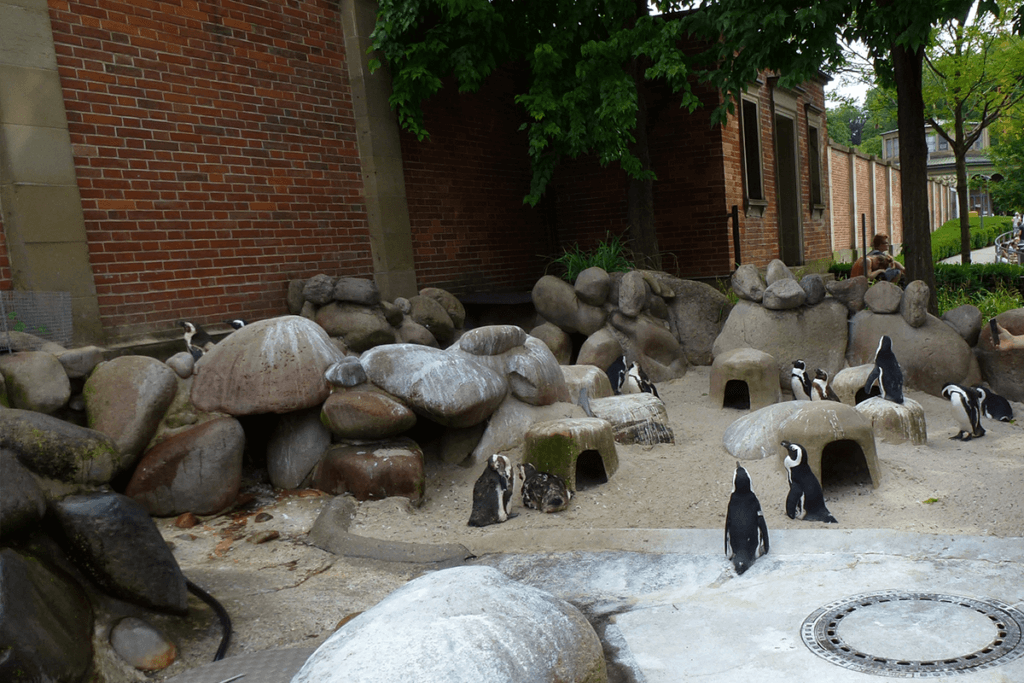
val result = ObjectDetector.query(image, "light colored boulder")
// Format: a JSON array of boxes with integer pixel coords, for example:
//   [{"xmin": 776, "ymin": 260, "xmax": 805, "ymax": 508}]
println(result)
[
  {"xmin": 302, "ymin": 274, "xmax": 336, "ymax": 306},
  {"xmin": 855, "ymin": 396, "xmax": 927, "ymax": 445},
  {"xmin": 450, "ymin": 333, "xmax": 570, "ymax": 406},
  {"xmin": 574, "ymin": 267, "xmax": 611, "ymax": 306},
  {"xmin": 56, "ymin": 346, "xmax": 106, "ymax": 379},
  {"xmin": 408, "ymin": 295, "xmax": 455, "ymax": 346},
  {"xmin": 974, "ymin": 308, "xmax": 1024, "ymax": 401},
  {"xmin": 723, "ymin": 402, "xmax": 804, "ymax": 460},
  {"xmin": 825, "ymin": 275, "xmax": 868, "ymax": 313},
  {"xmin": 333, "ymin": 277, "xmax": 380, "ymax": 306},
  {"xmin": 191, "ymin": 316, "xmax": 344, "ymax": 415},
  {"xmin": 800, "ymin": 274, "xmax": 826, "ymax": 306},
  {"xmin": 321, "ymin": 389, "xmax": 416, "ymax": 441},
  {"xmin": 710, "ymin": 348, "xmax": 780, "ymax": 411},
  {"xmin": 575, "ymin": 327, "xmax": 623, "ymax": 372},
  {"xmin": 731, "ymin": 264, "xmax": 765, "ymax": 302},
  {"xmin": 267, "ymin": 408, "xmax": 332, "ymax": 489},
  {"xmin": 765, "ymin": 259, "xmax": 796, "ymax": 284},
  {"xmin": 587, "ymin": 393, "xmax": 674, "ymax": 445},
  {"xmin": 777, "ymin": 402, "xmax": 880, "ymax": 488},
  {"xmin": 618, "ymin": 270, "xmax": 649, "ymax": 317},
  {"xmin": 0, "ymin": 408, "xmax": 122, "ymax": 485},
  {"xmin": 164, "ymin": 351, "xmax": 195, "ymax": 379},
  {"xmin": 529, "ymin": 322, "xmax": 572, "ymax": 365},
  {"xmin": 648, "ymin": 273, "xmax": 733, "ymax": 366},
  {"xmin": 941, "ymin": 304, "xmax": 982, "ymax": 347},
  {"xmin": 419, "ymin": 287, "xmax": 466, "ymax": 329},
  {"xmin": 762, "ymin": 278, "xmax": 806, "ymax": 310},
  {"xmin": 292, "ymin": 566, "xmax": 607, "ymax": 683},
  {"xmin": 560, "ymin": 365, "xmax": 615, "ymax": 404},
  {"xmin": 0, "ymin": 351, "xmax": 70, "ymax": 414},
  {"xmin": 831, "ymin": 364, "xmax": 876, "ymax": 405},
  {"xmin": 471, "ymin": 397, "xmax": 586, "ymax": 464},
  {"xmin": 457, "ymin": 325, "xmax": 527, "ymax": 356},
  {"xmin": 315, "ymin": 303, "xmax": 395, "ymax": 352},
  {"xmin": 900, "ymin": 280, "xmax": 930, "ymax": 328},
  {"xmin": 532, "ymin": 275, "xmax": 607, "ymax": 336},
  {"xmin": 361, "ymin": 344, "xmax": 507, "ymax": 428},
  {"xmin": 864, "ymin": 281, "xmax": 902, "ymax": 314}
]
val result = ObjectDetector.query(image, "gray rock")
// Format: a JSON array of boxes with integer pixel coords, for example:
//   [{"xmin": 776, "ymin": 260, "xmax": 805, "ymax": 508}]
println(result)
[
  {"xmin": 50, "ymin": 492, "xmax": 188, "ymax": 613},
  {"xmin": 574, "ymin": 267, "xmax": 611, "ymax": 306},
  {"xmin": 361, "ymin": 344, "xmax": 508, "ymax": 428},
  {"xmin": 762, "ymin": 278, "xmax": 807, "ymax": 310},
  {"xmin": 394, "ymin": 317, "xmax": 439, "ymax": 347},
  {"xmin": 647, "ymin": 294, "xmax": 669, "ymax": 320},
  {"xmin": 109, "ymin": 617, "xmax": 177, "ymax": 672},
  {"xmin": 164, "ymin": 351, "xmax": 195, "ymax": 379},
  {"xmin": 439, "ymin": 423, "xmax": 487, "ymax": 465},
  {"xmin": 333, "ymin": 277, "xmax": 381, "ymax": 306},
  {"xmin": 941, "ymin": 304, "xmax": 983, "ymax": 347},
  {"xmin": 713, "ymin": 299, "xmax": 849, "ymax": 390},
  {"xmin": 419, "ymin": 287, "xmax": 466, "ymax": 329},
  {"xmin": 324, "ymin": 356, "xmax": 367, "ymax": 388},
  {"xmin": 393, "ymin": 297, "xmax": 411, "ymax": 314},
  {"xmin": 125, "ymin": 417, "xmax": 245, "ymax": 516},
  {"xmin": 303, "ymin": 274, "xmax": 336, "ymax": 306},
  {"xmin": 800, "ymin": 274, "xmax": 826, "ymax": 306},
  {"xmin": 765, "ymin": 259, "xmax": 795, "ymax": 284},
  {"xmin": 560, "ymin": 365, "xmax": 615, "ymax": 404},
  {"xmin": 0, "ymin": 330, "xmax": 67, "ymax": 354},
  {"xmin": 575, "ymin": 327, "xmax": 623, "ymax": 372},
  {"xmin": 458, "ymin": 325, "xmax": 527, "ymax": 356},
  {"xmin": 588, "ymin": 393, "xmax": 674, "ymax": 445},
  {"xmin": 0, "ymin": 451, "xmax": 47, "ymax": 539},
  {"xmin": 723, "ymin": 403, "xmax": 804, "ymax": 460},
  {"xmin": 855, "ymin": 396, "xmax": 927, "ymax": 445},
  {"xmin": 529, "ymin": 322, "xmax": 572, "ymax": 365},
  {"xmin": 0, "ymin": 408, "xmax": 122, "ymax": 485},
  {"xmin": 974, "ymin": 308, "xmax": 1024, "ymax": 401},
  {"xmin": 300, "ymin": 300, "xmax": 317, "ymax": 320},
  {"xmin": 0, "ymin": 548, "xmax": 93, "ymax": 683},
  {"xmin": 471, "ymin": 397, "xmax": 586, "ymax": 464},
  {"xmin": 618, "ymin": 270, "xmax": 649, "ymax": 317},
  {"xmin": 731, "ymin": 264, "xmax": 765, "ymax": 302},
  {"xmin": 847, "ymin": 309, "xmax": 977, "ymax": 396},
  {"xmin": 191, "ymin": 316, "xmax": 344, "ymax": 415},
  {"xmin": 825, "ymin": 275, "xmax": 869, "ymax": 313},
  {"xmin": 450, "ymin": 333, "xmax": 570, "ymax": 407},
  {"xmin": 900, "ymin": 280, "xmax": 930, "ymax": 328},
  {"xmin": 287, "ymin": 279, "xmax": 306, "ymax": 315},
  {"xmin": 864, "ymin": 280, "xmax": 902, "ymax": 314},
  {"xmin": 379, "ymin": 299, "xmax": 404, "ymax": 327},
  {"xmin": 292, "ymin": 565, "xmax": 607, "ymax": 683},
  {"xmin": 267, "ymin": 408, "xmax": 332, "ymax": 490},
  {"xmin": 0, "ymin": 350, "xmax": 71, "ymax": 414},
  {"xmin": 56, "ymin": 345, "xmax": 106, "ymax": 379},
  {"xmin": 532, "ymin": 275, "xmax": 607, "ymax": 336},
  {"xmin": 831, "ymin": 364, "xmax": 875, "ymax": 405},
  {"xmin": 321, "ymin": 390, "xmax": 417, "ymax": 441},
  {"xmin": 632, "ymin": 316, "xmax": 688, "ymax": 383},
  {"xmin": 408, "ymin": 295, "xmax": 455, "ymax": 347},
  {"xmin": 315, "ymin": 302, "xmax": 396, "ymax": 352},
  {"xmin": 648, "ymin": 274, "xmax": 733, "ymax": 366},
  {"xmin": 84, "ymin": 355, "xmax": 178, "ymax": 468}
]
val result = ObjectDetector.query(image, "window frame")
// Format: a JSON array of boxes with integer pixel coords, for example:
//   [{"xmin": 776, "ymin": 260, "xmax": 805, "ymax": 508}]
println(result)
[
  {"xmin": 739, "ymin": 93, "xmax": 767, "ymax": 217},
  {"xmin": 806, "ymin": 112, "xmax": 825, "ymax": 219}
]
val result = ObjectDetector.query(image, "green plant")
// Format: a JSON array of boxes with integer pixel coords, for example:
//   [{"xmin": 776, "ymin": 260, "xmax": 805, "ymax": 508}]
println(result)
[
  {"xmin": 930, "ymin": 216, "xmax": 1013, "ymax": 262},
  {"xmin": 550, "ymin": 233, "xmax": 636, "ymax": 282},
  {"xmin": 938, "ymin": 283, "xmax": 1024, "ymax": 317}
]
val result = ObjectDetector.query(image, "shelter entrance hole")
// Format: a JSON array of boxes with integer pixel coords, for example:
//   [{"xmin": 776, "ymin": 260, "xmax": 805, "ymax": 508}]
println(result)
[
  {"xmin": 821, "ymin": 439, "xmax": 872, "ymax": 489},
  {"xmin": 723, "ymin": 380, "xmax": 751, "ymax": 410},
  {"xmin": 575, "ymin": 450, "xmax": 608, "ymax": 490}
]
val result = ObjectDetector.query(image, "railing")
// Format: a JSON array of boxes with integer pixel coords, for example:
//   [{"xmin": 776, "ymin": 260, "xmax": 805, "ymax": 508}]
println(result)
[{"xmin": 994, "ymin": 229, "xmax": 1022, "ymax": 265}]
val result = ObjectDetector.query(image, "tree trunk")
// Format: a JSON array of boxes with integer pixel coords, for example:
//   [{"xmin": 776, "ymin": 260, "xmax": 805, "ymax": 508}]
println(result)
[
  {"xmin": 627, "ymin": 70, "xmax": 661, "ymax": 271},
  {"xmin": 892, "ymin": 44, "xmax": 938, "ymax": 315},
  {"xmin": 955, "ymin": 151, "xmax": 971, "ymax": 265}
]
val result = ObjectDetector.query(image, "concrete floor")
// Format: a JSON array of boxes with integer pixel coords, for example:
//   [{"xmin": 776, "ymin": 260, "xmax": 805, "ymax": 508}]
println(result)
[{"xmin": 168, "ymin": 529, "xmax": 1024, "ymax": 683}]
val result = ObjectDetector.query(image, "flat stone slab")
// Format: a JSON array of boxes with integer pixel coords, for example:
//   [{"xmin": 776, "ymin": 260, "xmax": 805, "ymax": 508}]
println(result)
[{"xmin": 523, "ymin": 417, "xmax": 619, "ymax": 492}]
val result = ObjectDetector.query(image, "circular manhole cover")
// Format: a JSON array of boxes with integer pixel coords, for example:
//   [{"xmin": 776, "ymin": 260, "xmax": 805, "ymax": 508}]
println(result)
[{"xmin": 801, "ymin": 591, "xmax": 1024, "ymax": 677}]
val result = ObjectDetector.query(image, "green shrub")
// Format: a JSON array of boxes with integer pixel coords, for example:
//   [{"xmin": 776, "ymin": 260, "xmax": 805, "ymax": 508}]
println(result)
[
  {"xmin": 550, "ymin": 233, "xmax": 636, "ymax": 282},
  {"xmin": 930, "ymin": 216, "xmax": 1013, "ymax": 262},
  {"xmin": 938, "ymin": 284, "xmax": 1024, "ymax": 318}
]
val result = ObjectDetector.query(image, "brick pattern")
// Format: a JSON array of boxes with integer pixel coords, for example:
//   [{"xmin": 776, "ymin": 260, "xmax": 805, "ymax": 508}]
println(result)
[{"xmin": 47, "ymin": 0, "xmax": 371, "ymax": 340}]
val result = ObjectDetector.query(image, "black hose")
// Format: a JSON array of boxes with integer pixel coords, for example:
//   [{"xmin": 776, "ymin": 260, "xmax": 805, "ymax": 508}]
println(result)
[{"xmin": 185, "ymin": 578, "xmax": 232, "ymax": 661}]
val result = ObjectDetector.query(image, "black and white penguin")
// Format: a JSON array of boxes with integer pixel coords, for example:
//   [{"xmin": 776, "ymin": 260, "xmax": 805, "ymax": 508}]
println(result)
[
  {"xmin": 518, "ymin": 463, "xmax": 573, "ymax": 513},
  {"xmin": 179, "ymin": 321, "xmax": 215, "ymax": 361},
  {"xmin": 973, "ymin": 385, "xmax": 1014, "ymax": 422},
  {"xmin": 724, "ymin": 463, "xmax": 769, "ymax": 575},
  {"xmin": 225, "ymin": 319, "xmax": 247, "ymax": 330},
  {"xmin": 811, "ymin": 368, "xmax": 840, "ymax": 402},
  {"xmin": 468, "ymin": 454, "xmax": 517, "ymax": 527},
  {"xmin": 622, "ymin": 360, "xmax": 659, "ymax": 398},
  {"xmin": 863, "ymin": 335, "xmax": 904, "ymax": 404},
  {"xmin": 941, "ymin": 383, "xmax": 986, "ymax": 440},
  {"xmin": 782, "ymin": 441, "xmax": 838, "ymax": 524},
  {"xmin": 605, "ymin": 355, "xmax": 628, "ymax": 395},
  {"xmin": 791, "ymin": 360, "xmax": 812, "ymax": 401}
]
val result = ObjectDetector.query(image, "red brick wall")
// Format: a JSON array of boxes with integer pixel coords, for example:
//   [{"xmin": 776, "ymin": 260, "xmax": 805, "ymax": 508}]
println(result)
[
  {"xmin": 0, "ymin": 214, "xmax": 9, "ymax": 290},
  {"xmin": 48, "ymin": 0, "xmax": 370, "ymax": 340}
]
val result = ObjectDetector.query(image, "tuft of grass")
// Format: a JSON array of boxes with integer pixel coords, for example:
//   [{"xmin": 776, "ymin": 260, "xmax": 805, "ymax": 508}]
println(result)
[
  {"xmin": 550, "ymin": 233, "xmax": 636, "ymax": 282},
  {"xmin": 937, "ymin": 283, "xmax": 1024, "ymax": 318}
]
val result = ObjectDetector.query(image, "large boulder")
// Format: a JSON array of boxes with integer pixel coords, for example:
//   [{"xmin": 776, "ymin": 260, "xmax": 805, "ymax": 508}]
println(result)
[
  {"xmin": 574, "ymin": 267, "xmax": 612, "ymax": 306},
  {"xmin": 49, "ymin": 492, "xmax": 188, "ymax": 613},
  {"xmin": 84, "ymin": 355, "xmax": 178, "ymax": 468},
  {"xmin": 315, "ymin": 303, "xmax": 396, "ymax": 352},
  {"xmin": 292, "ymin": 565, "xmax": 607, "ymax": 683},
  {"xmin": 712, "ymin": 299, "xmax": 849, "ymax": 390},
  {"xmin": 310, "ymin": 438, "xmax": 425, "ymax": 505},
  {"xmin": 0, "ymin": 350, "xmax": 71, "ymax": 414},
  {"xmin": 419, "ymin": 287, "xmax": 467, "ymax": 330},
  {"xmin": 191, "ymin": 316, "xmax": 345, "ymax": 415},
  {"xmin": 528, "ymin": 322, "xmax": 572, "ymax": 365},
  {"xmin": 267, "ymin": 408, "xmax": 332, "ymax": 490},
  {"xmin": 471, "ymin": 397, "xmax": 586, "ymax": 464},
  {"xmin": 361, "ymin": 344, "xmax": 508, "ymax": 428},
  {"xmin": 941, "ymin": 304, "xmax": 983, "ymax": 347},
  {"xmin": 575, "ymin": 327, "xmax": 623, "ymax": 372},
  {"xmin": 0, "ymin": 451, "xmax": 47, "ymax": 539},
  {"xmin": 125, "ymin": 417, "xmax": 245, "ymax": 516},
  {"xmin": 762, "ymin": 279, "xmax": 806, "ymax": 310},
  {"xmin": 0, "ymin": 409, "xmax": 122, "ymax": 485},
  {"xmin": 847, "ymin": 310, "xmax": 979, "ymax": 396},
  {"xmin": 320, "ymin": 389, "xmax": 417, "ymax": 441},
  {"xmin": 532, "ymin": 275, "xmax": 607, "ymax": 336},
  {"xmin": 648, "ymin": 274, "xmax": 733, "ymax": 366},
  {"xmin": 974, "ymin": 308, "xmax": 1024, "ymax": 401},
  {"xmin": 730, "ymin": 264, "xmax": 765, "ymax": 302},
  {"xmin": 408, "ymin": 295, "xmax": 455, "ymax": 347},
  {"xmin": 451, "ymin": 330, "xmax": 570, "ymax": 406}
]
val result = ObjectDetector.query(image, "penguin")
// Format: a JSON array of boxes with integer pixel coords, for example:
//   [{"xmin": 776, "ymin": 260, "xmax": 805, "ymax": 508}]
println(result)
[
  {"xmin": 225, "ymin": 319, "xmax": 247, "ymax": 330},
  {"xmin": 781, "ymin": 441, "xmax": 838, "ymax": 524},
  {"xmin": 724, "ymin": 463, "xmax": 770, "ymax": 575},
  {"xmin": 622, "ymin": 360, "xmax": 659, "ymax": 398},
  {"xmin": 811, "ymin": 368, "xmax": 840, "ymax": 402},
  {"xmin": 605, "ymin": 355, "xmax": 628, "ymax": 395},
  {"xmin": 863, "ymin": 335, "xmax": 904, "ymax": 404},
  {"xmin": 973, "ymin": 385, "xmax": 1014, "ymax": 422},
  {"xmin": 791, "ymin": 360, "xmax": 812, "ymax": 401},
  {"xmin": 179, "ymin": 321, "xmax": 215, "ymax": 361},
  {"xmin": 468, "ymin": 454, "xmax": 517, "ymax": 527},
  {"xmin": 517, "ymin": 463, "xmax": 573, "ymax": 513},
  {"xmin": 941, "ymin": 383, "xmax": 986, "ymax": 440}
]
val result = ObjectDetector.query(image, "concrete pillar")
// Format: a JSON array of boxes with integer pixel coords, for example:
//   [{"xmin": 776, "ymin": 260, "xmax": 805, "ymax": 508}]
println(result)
[
  {"xmin": 0, "ymin": 0, "xmax": 103, "ymax": 344},
  {"xmin": 340, "ymin": 0, "xmax": 418, "ymax": 301}
]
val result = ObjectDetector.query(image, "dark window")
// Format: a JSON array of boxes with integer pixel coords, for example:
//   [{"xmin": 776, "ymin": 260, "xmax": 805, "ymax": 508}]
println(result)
[
  {"xmin": 741, "ymin": 98, "xmax": 765, "ymax": 201},
  {"xmin": 808, "ymin": 124, "xmax": 823, "ymax": 206}
]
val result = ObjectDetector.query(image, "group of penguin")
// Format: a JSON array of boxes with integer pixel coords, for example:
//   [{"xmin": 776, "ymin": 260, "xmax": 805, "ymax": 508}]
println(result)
[
  {"xmin": 468, "ymin": 454, "xmax": 574, "ymax": 527},
  {"xmin": 725, "ymin": 440, "xmax": 837, "ymax": 575},
  {"xmin": 179, "ymin": 319, "xmax": 247, "ymax": 361}
]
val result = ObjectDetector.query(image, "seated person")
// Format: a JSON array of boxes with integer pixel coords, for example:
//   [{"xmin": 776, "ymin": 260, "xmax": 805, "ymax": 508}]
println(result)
[{"xmin": 858, "ymin": 234, "xmax": 905, "ymax": 283}]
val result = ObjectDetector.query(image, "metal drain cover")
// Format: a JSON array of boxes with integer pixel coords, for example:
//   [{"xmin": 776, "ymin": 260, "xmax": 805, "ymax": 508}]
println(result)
[{"xmin": 801, "ymin": 591, "xmax": 1024, "ymax": 677}]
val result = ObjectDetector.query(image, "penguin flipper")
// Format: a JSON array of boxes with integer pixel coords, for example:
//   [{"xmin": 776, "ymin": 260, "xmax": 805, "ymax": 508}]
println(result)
[
  {"xmin": 785, "ymin": 489, "xmax": 801, "ymax": 520},
  {"xmin": 863, "ymin": 365, "xmax": 880, "ymax": 395},
  {"xmin": 757, "ymin": 513, "xmax": 769, "ymax": 555}
]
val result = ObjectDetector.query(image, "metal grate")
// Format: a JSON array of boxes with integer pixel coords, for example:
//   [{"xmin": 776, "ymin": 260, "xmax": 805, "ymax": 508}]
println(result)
[
  {"xmin": 802, "ymin": 591, "xmax": 1024, "ymax": 677},
  {"xmin": 0, "ymin": 290, "xmax": 74, "ymax": 350}
]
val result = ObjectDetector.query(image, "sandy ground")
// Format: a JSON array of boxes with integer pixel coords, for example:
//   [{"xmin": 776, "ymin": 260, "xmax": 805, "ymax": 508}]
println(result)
[{"xmin": 146, "ymin": 365, "xmax": 1023, "ymax": 681}]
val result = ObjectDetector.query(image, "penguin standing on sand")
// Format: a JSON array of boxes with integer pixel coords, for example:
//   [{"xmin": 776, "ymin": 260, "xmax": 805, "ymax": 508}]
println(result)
[
  {"xmin": 863, "ymin": 335, "xmax": 904, "ymax": 404},
  {"xmin": 179, "ymin": 321, "xmax": 215, "ymax": 361},
  {"xmin": 724, "ymin": 463, "xmax": 769, "ymax": 575},
  {"xmin": 973, "ymin": 385, "xmax": 1014, "ymax": 422},
  {"xmin": 941, "ymin": 383, "xmax": 986, "ymax": 440},
  {"xmin": 782, "ymin": 441, "xmax": 838, "ymax": 524},
  {"xmin": 518, "ymin": 463, "xmax": 573, "ymax": 513},
  {"xmin": 468, "ymin": 454, "xmax": 517, "ymax": 527},
  {"xmin": 622, "ymin": 360, "xmax": 659, "ymax": 398},
  {"xmin": 791, "ymin": 360, "xmax": 812, "ymax": 401},
  {"xmin": 811, "ymin": 368, "xmax": 840, "ymax": 402}
]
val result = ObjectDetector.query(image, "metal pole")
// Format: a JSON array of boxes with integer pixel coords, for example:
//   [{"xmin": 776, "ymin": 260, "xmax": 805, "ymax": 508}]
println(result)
[{"xmin": 730, "ymin": 205, "xmax": 740, "ymax": 269}]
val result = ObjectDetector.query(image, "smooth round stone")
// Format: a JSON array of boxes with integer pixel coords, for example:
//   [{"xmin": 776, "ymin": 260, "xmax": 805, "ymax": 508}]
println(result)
[{"xmin": 838, "ymin": 600, "xmax": 998, "ymax": 662}]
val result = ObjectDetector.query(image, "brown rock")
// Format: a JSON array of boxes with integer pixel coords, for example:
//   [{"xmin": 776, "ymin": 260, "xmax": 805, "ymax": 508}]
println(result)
[
  {"xmin": 310, "ymin": 439, "xmax": 425, "ymax": 505},
  {"xmin": 321, "ymin": 390, "xmax": 417, "ymax": 440}
]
